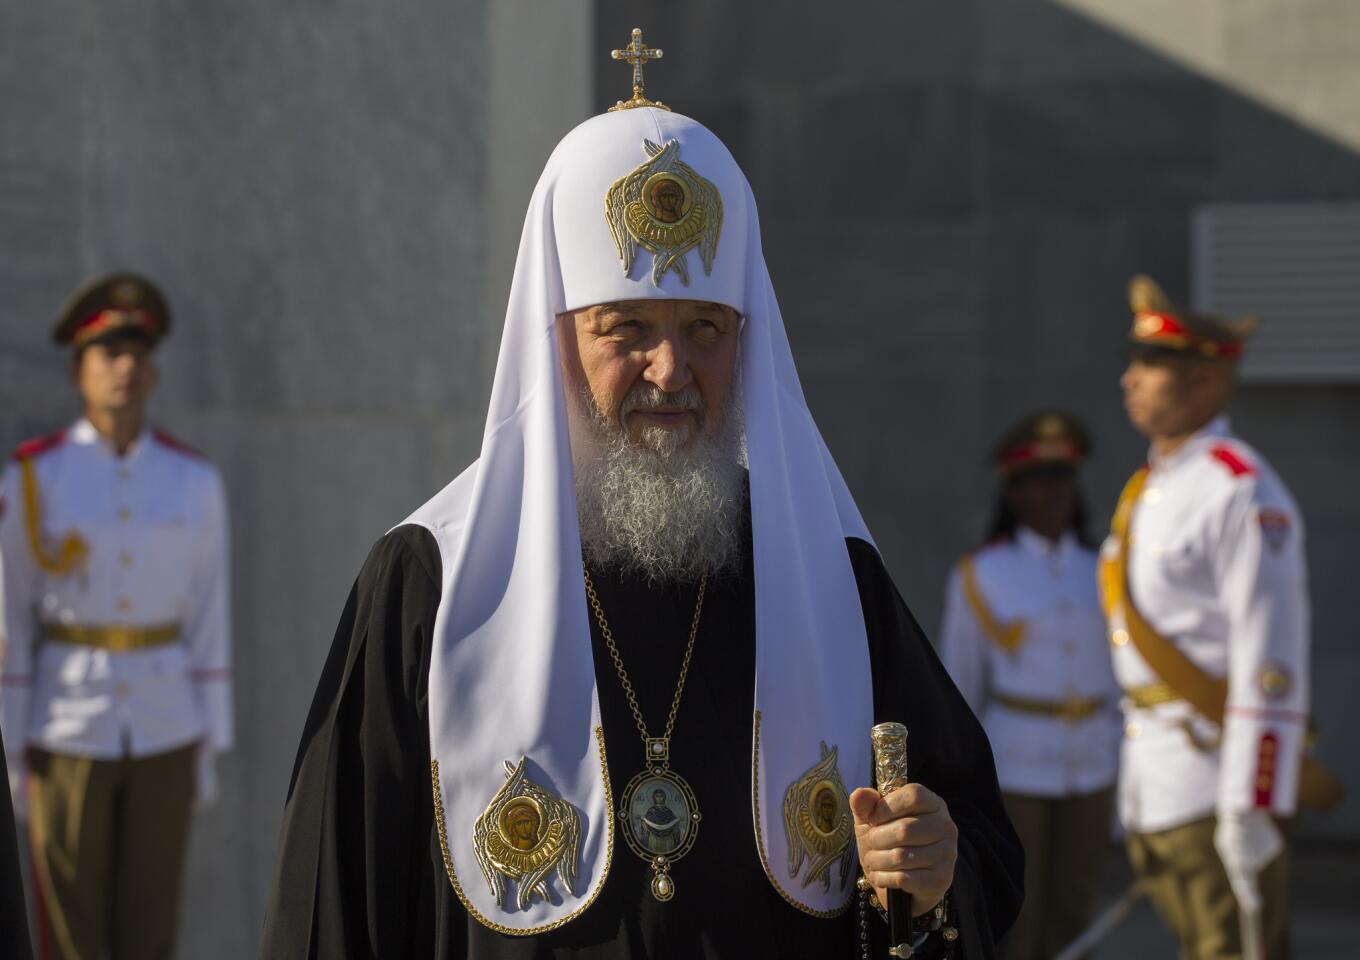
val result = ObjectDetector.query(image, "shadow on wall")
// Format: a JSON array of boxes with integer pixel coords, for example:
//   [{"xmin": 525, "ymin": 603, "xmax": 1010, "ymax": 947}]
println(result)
[{"xmin": 593, "ymin": 0, "xmax": 1360, "ymax": 841}]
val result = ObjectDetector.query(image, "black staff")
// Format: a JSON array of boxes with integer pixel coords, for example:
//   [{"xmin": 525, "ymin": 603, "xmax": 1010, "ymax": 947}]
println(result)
[{"xmin": 870, "ymin": 722, "xmax": 913, "ymax": 958}]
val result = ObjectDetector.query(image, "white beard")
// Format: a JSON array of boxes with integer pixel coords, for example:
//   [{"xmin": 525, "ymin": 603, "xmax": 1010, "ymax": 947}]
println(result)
[{"xmin": 568, "ymin": 378, "xmax": 747, "ymax": 583}]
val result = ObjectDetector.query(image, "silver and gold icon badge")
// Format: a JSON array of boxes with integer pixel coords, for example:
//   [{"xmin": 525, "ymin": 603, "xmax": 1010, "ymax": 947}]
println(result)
[
  {"xmin": 605, "ymin": 139, "xmax": 723, "ymax": 286},
  {"xmin": 782, "ymin": 742, "xmax": 855, "ymax": 891},
  {"xmin": 472, "ymin": 758, "xmax": 582, "ymax": 911}
]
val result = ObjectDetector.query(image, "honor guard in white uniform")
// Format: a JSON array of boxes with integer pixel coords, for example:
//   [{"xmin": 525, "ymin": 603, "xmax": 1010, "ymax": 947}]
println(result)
[
  {"xmin": 941, "ymin": 412, "xmax": 1121, "ymax": 960},
  {"xmin": 0, "ymin": 273, "xmax": 233, "ymax": 960},
  {"xmin": 1103, "ymin": 275, "xmax": 1341, "ymax": 960}
]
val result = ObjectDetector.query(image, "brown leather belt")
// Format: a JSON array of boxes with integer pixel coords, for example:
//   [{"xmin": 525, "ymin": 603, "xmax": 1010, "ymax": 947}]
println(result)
[
  {"xmin": 992, "ymin": 691, "xmax": 1107, "ymax": 723},
  {"xmin": 42, "ymin": 622, "xmax": 181, "ymax": 652}
]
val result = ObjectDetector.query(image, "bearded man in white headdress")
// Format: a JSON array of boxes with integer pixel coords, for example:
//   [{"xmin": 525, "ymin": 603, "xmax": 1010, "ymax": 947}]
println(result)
[{"xmin": 260, "ymin": 36, "xmax": 1021, "ymax": 960}]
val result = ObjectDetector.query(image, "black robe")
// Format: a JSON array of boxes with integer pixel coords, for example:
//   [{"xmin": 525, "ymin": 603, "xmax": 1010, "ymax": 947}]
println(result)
[
  {"xmin": 1, "ymin": 740, "xmax": 33, "ymax": 957},
  {"xmin": 260, "ymin": 525, "xmax": 1021, "ymax": 959}
]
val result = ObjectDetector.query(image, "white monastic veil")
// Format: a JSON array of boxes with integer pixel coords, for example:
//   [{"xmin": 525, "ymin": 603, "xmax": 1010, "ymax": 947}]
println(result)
[{"xmin": 404, "ymin": 107, "xmax": 874, "ymax": 932}]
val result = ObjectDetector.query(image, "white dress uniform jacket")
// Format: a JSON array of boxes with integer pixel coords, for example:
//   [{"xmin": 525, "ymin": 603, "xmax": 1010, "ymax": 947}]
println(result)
[
  {"xmin": 1109, "ymin": 416, "xmax": 1309, "ymax": 833},
  {"xmin": 0, "ymin": 420, "xmax": 232, "ymax": 785},
  {"xmin": 942, "ymin": 527, "xmax": 1122, "ymax": 797}
]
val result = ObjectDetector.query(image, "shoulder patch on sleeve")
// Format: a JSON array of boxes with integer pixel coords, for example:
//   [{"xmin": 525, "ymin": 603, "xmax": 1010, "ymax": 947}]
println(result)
[
  {"xmin": 12, "ymin": 429, "xmax": 68, "ymax": 462},
  {"xmin": 1258, "ymin": 507, "xmax": 1293, "ymax": 552},
  {"xmin": 151, "ymin": 427, "xmax": 208, "ymax": 461},
  {"xmin": 1209, "ymin": 444, "xmax": 1256, "ymax": 477}
]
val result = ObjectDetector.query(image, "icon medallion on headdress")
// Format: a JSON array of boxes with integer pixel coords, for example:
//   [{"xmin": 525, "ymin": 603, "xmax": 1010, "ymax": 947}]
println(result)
[
  {"xmin": 472, "ymin": 758, "xmax": 582, "ymax": 911},
  {"xmin": 605, "ymin": 139, "xmax": 723, "ymax": 286},
  {"xmin": 782, "ymin": 742, "xmax": 855, "ymax": 891}
]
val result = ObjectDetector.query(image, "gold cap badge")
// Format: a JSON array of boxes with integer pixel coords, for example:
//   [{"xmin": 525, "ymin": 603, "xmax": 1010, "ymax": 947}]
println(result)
[
  {"xmin": 110, "ymin": 280, "xmax": 144, "ymax": 308},
  {"xmin": 609, "ymin": 28, "xmax": 669, "ymax": 113},
  {"xmin": 605, "ymin": 139, "xmax": 723, "ymax": 286}
]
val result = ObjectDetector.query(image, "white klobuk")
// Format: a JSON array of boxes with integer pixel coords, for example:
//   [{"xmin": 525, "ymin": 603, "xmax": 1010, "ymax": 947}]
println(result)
[{"xmin": 405, "ymin": 106, "xmax": 874, "ymax": 932}]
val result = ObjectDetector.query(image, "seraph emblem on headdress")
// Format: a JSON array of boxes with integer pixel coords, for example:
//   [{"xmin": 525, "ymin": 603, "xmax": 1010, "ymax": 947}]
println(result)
[
  {"xmin": 472, "ymin": 758, "xmax": 582, "ymax": 911},
  {"xmin": 782, "ymin": 742, "xmax": 855, "ymax": 892},
  {"xmin": 605, "ymin": 139, "xmax": 723, "ymax": 286}
]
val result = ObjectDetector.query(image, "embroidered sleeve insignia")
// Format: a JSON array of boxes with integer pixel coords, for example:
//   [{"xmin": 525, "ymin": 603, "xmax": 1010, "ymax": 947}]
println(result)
[
  {"xmin": 781, "ymin": 742, "xmax": 855, "ymax": 892},
  {"xmin": 604, "ymin": 139, "xmax": 723, "ymax": 286},
  {"xmin": 1258, "ymin": 508, "xmax": 1292, "ymax": 553},
  {"xmin": 472, "ymin": 758, "xmax": 582, "ymax": 911}
]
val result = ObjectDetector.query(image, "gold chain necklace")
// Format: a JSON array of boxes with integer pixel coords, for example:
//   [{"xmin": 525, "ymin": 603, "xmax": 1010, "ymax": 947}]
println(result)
[{"xmin": 584, "ymin": 564, "xmax": 707, "ymax": 902}]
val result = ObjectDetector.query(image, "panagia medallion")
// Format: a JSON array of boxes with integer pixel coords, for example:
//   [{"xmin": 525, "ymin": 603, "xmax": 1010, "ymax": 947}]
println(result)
[{"xmin": 584, "ymin": 564, "xmax": 709, "ymax": 901}]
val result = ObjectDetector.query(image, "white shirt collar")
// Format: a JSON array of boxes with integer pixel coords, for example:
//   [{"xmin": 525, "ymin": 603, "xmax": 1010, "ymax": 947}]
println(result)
[
  {"xmin": 1148, "ymin": 413, "xmax": 1232, "ymax": 473},
  {"xmin": 1015, "ymin": 525, "xmax": 1075, "ymax": 559},
  {"xmin": 69, "ymin": 417, "xmax": 151, "ymax": 463}
]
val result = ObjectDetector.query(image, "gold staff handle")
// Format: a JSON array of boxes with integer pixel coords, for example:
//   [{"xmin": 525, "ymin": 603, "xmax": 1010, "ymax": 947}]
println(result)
[{"xmin": 870, "ymin": 722, "xmax": 913, "ymax": 958}]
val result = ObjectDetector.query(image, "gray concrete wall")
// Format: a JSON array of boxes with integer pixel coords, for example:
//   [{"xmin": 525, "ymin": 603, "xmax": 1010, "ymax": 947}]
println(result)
[
  {"xmin": 594, "ymin": 1, "xmax": 1360, "ymax": 837},
  {"xmin": 0, "ymin": 1, "xmax": 590, "ymax": 954}
]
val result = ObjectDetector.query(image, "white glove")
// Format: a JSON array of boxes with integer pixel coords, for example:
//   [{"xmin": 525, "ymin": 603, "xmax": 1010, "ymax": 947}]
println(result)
[
  {"xmin": 194, "ymin": 746, "xmax": 219, "ymax": 810},
  {"xmin": 1214, "ymin": 809, "xmax": 1283, "ymax": 914},
  {"xmin": 6, "ymin": 756, "xmax": 27, "ymax": 822}
]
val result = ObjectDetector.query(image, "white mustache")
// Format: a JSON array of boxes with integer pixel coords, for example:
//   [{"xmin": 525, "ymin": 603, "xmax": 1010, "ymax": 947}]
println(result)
[{"xmin": 620, "ymin": 383, "xmax": 705, "ymax": 419}]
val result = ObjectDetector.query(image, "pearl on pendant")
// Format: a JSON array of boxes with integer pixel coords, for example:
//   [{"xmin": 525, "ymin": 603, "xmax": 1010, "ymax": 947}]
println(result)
[{"xmin": 651, "ymin": 871, "xmax": 675, "ymax": 901}]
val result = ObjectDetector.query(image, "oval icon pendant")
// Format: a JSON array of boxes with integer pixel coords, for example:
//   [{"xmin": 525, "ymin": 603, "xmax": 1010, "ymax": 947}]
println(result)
[{"xmin": 619, "ymin": 765, "xmax": 701, "ymax": 901}]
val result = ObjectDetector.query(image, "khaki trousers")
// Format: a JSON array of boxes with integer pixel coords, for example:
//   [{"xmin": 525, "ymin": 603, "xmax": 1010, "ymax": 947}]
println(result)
[
  {"xmin": 1126, "ymin": 816, "xmax": 1291, "ymax": 960},
  {"xmin": 1001, "ymin": 788, "xmax": 1114, "ymax": 960},
  {"xmin": 27, "ymin": 744, "xmax": 196, "ymax": 960}
]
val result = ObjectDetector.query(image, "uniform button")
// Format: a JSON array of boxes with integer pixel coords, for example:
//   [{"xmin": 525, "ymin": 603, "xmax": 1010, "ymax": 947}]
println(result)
[
  {"xmin": 117, "ymin": 468, "xmax": 130, "ymax": 481},
  {"xmin": 118, "ymin": 507, "xmax": 132, "ymax": 522},
  {"xmin": 1063, "ymin": 640, "xmax": 1076, "ymax": 654},
  {"xmin": 115, "ymin": 682, "xmax": 130, "ymax": 698},
  {"xmin": 1111, "ymin": 629, "xmax": 1130, "ymax": 647},
  {"xmin": 119, "ymin": 552, "xmax": 133, "ymax": 568},
  {"xmin": 117, "ymin": 597, "xmax": 132, "ymax": 613},
  {"xmin": 1125, "ymin": 722, "xmax": 1142, "ymax": 739},
  {"xmin": 1057, "ymin": 599, "xmax": 1072, "ymax": 614}
]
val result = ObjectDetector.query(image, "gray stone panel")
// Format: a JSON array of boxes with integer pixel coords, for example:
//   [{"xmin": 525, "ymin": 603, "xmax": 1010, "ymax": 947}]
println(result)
[
  {"xmin": 167, "ymin": 411, "xmax": 441, "ymax": 958},
  {"xmin": 1, "ymin": 1, "xmax": 591, "ymax": 952},
  {"xmin": 596, "ymin": 0, "xmax": 1360, "ymax": 837}
]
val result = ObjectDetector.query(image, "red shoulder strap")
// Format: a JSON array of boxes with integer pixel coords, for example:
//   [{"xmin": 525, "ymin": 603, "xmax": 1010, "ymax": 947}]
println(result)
[
  {"xmin": 12, "ymin": 429, "xmax": 67, "ymax": 462},
  {"xmin": 1210, "ymin": 444, "xmax": 1255, "ymax": 477}
]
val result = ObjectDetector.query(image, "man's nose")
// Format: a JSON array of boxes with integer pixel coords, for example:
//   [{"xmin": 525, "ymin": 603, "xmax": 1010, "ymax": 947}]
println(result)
[
  {"xmin": 643, "ymin": 337, "xmax": 692, "ymax": 393},
  {"xmin": 1120, "ymin": 364, "xmax": 1136, "ymax": 391}
]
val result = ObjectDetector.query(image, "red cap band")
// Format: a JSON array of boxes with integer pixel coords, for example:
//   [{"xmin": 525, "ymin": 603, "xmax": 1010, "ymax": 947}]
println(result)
[
  {"xmin": 1132, "ymin": 311, "xmax": 1244, "ymax": 359},
  {"xmin": 72, "ymin": 309, "xmax": 157, "ymax": 348},
  {"xmin": 998, "ymin": 439, "xmax": 1081, "ymax": 473}
]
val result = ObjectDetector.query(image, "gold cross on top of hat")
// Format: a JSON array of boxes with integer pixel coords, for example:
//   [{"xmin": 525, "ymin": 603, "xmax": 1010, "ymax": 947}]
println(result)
[{"xmin": 609, "ymin": 27, "xmax": 670, "ymax": 112}]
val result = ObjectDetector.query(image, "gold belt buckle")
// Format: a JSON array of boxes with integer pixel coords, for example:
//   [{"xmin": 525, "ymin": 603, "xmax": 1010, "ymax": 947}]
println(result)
[
  {"xmin": 1060, "ymin": 694, "xmax": 1094, "ymax": 725},
  {"xmin": 106, "ymin": 625, "xmax": 135, "ymax": 652}
]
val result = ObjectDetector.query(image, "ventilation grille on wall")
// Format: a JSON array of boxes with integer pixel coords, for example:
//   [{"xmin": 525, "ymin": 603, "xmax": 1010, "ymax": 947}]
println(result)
[{"xmin": 1191, "ymin": 203, "xmax": 1360, "ymax": 383}]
